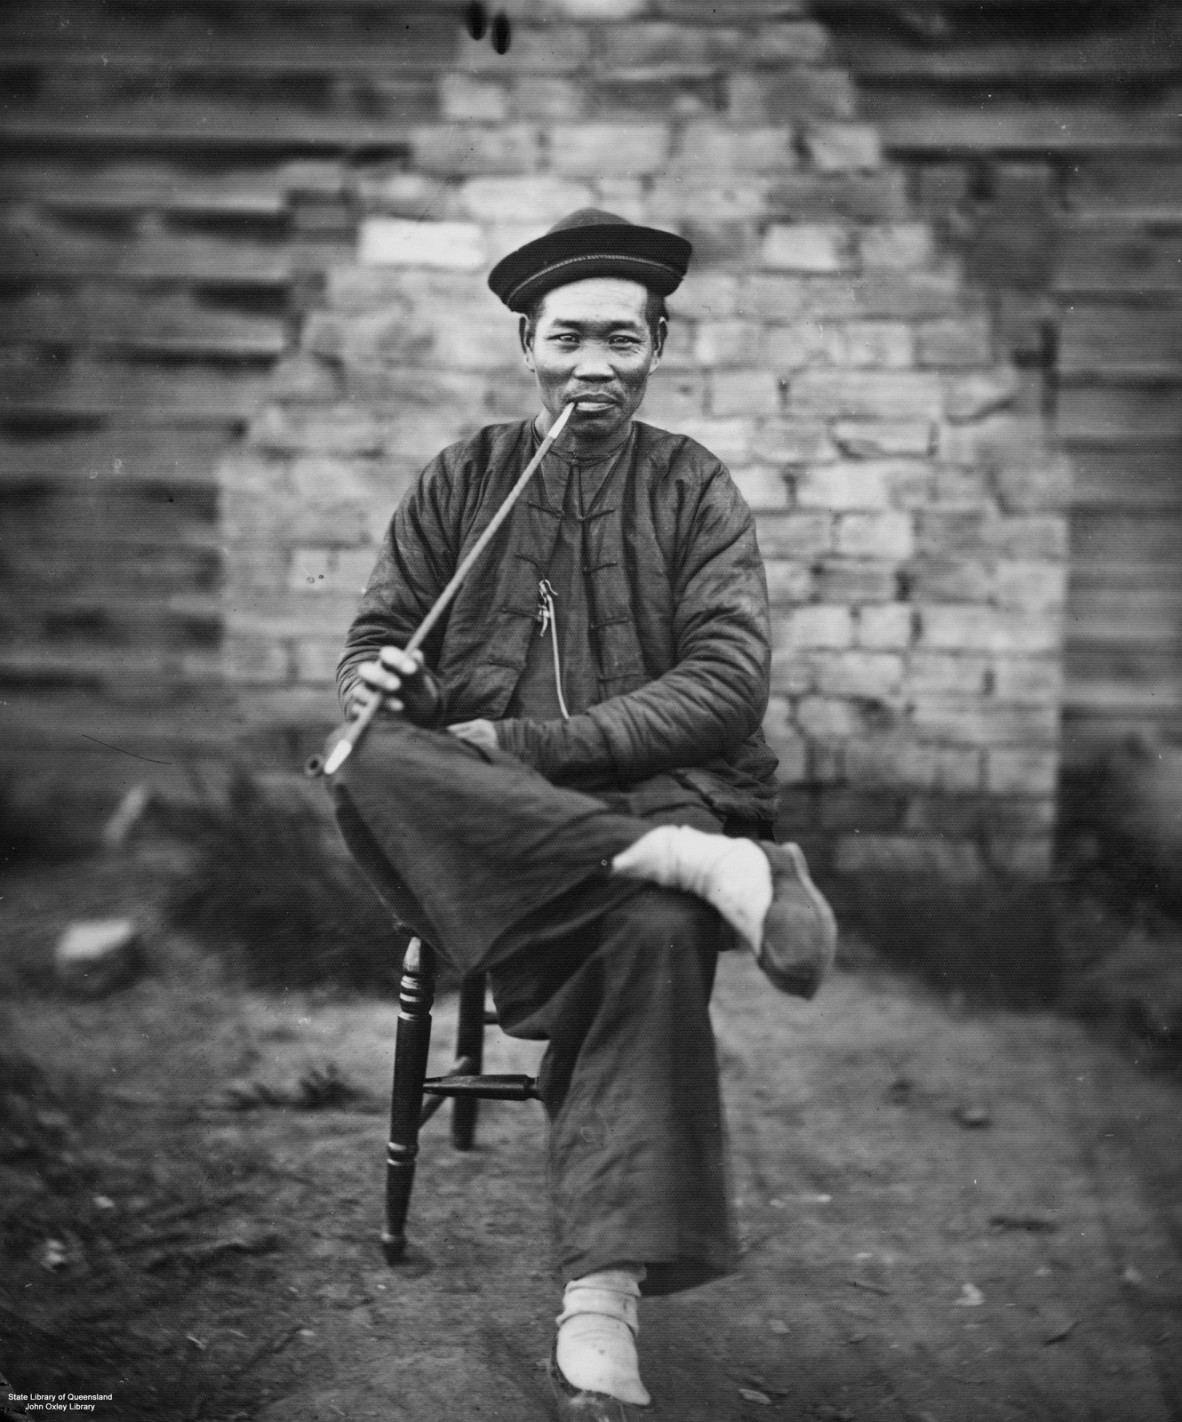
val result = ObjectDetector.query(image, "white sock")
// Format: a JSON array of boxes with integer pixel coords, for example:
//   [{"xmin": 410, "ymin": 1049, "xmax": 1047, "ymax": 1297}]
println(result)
[
  {"xmin": 555, "ymin": 1267, "xmax": 651, "ymax": 1407},
  {"xmin": 611, "ymin": 825, "xmax": 773, "ymax": 954}
]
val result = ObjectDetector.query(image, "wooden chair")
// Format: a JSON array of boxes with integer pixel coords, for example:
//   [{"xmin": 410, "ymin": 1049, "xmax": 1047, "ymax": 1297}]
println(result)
[{"xmin": 382, "ymin": 934, "xmax": 540, "ymax": 1264}]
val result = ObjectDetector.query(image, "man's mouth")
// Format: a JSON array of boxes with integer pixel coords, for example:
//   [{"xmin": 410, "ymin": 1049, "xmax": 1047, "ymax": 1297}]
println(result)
[{"xmin": 571, "ymin": 396, "xmax": 617, "ymax": 412}]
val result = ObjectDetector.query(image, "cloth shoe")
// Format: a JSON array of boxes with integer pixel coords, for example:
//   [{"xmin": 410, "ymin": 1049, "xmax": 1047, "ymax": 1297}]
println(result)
[
  {"xmin": 549, "ymin": 1342, "xmax": 650, "ymax": 1421},
  {"xmin": 611, "ymin": 828, "xmax": 837, "ymax": 1000},
  {"xmin": 756, "ymin": 841, "xmax": 837, "ymax": 999},
  {"xmin": 551, "ymin": 1269, "xmax": 651, "ymax": 1418}
]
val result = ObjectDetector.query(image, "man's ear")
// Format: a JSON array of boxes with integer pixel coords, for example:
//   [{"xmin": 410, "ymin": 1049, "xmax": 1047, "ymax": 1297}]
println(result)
[
  {"xmin": 650, "ymin": 316, "xmax": 668, "ymax": 368},
  {"xmin": 519, "ymin": 314, "xmax": 536, "ymax": 370}
]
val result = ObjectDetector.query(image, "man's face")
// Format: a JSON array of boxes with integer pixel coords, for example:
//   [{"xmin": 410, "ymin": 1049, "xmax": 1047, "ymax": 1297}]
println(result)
[{"xmin": 521, "ymin": 277, "xmax": 665, "ymax": 443}]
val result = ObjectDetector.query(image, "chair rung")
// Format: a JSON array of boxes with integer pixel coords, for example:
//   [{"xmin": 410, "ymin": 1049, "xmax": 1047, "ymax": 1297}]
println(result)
[
  {"xmin": 422, "ymin": 1073, "xmax": 539, "ymax": 1102},
  {"xmin": 483, "ymin": 1009, "xmax": 499, "ymax": 1025},
  {"xmin": 415, "ymin": 1053, "xmax": 477, "ymax": 1127},
  {"xmin": 418, "ymin": 1092, "xmax": 447, "ymax": 1127}
]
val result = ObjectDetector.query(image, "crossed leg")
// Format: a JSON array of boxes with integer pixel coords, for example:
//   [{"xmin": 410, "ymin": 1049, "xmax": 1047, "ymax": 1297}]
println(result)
[
  {"xmin": 329, "ymin": 715, "xmax": 834, "ymax": 1414},
  {"xmin": 331, "ymin": 716, "xmax": 739, "ymax": 1289}
]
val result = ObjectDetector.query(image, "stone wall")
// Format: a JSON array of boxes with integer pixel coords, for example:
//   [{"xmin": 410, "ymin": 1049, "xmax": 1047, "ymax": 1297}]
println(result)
[
  {"xmin": 827, "ymin": 0, "xmax": 1182, "ymax": 764},
  {"xmin": 221, "ymin": 1, "xmax": 1070, "ymax": 876}
]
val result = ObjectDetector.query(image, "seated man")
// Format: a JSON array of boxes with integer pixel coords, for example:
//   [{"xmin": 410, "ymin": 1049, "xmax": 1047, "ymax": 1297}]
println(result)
[{"xmin": 330, "ymin": 208, "xmax": 837, "ymax": 1421}]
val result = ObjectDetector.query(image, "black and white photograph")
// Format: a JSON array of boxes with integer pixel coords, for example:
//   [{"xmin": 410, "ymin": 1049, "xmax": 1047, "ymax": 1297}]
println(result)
[{"xmin": 2, "ymin": 1, "xmax": 1181, "ymax": 1418}]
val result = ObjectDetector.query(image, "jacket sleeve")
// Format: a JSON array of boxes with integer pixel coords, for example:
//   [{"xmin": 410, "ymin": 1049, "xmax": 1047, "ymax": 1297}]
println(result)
[
  {"xmin": 495, "ymin": 461, "xmax": 771, "ymax": 783},
  {"xmin": 336, "ymin": 452, "xmax": 459, "ymax": 716}
]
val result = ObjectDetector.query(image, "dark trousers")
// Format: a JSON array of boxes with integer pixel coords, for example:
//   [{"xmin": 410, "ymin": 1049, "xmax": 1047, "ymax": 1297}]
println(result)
[{"xmin": 331, "ymin": 718, "xmax": 739, "ymax": 1294}]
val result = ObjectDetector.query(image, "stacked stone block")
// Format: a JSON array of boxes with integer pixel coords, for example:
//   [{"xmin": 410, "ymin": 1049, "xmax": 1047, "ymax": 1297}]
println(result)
[
  {"xmin": 834, "ymin": 0, "xmax": 1182, "ymax": 762},
  {"xmin": 222, "ymin": 1, "xmax": 1070, "ymax": 877}
]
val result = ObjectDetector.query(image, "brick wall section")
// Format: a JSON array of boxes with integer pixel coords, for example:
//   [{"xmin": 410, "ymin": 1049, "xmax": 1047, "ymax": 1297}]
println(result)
[
  {"xmin": 829, "ymin": 0, "xmax": 1182, "ymax": 763},
  {"xmin": 222, "ymin": 0, "xmax": 1070, "ymax": 877}
]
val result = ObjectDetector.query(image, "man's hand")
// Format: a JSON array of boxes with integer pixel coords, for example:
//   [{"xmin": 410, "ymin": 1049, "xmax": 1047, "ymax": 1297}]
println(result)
[
  {"xmin": 348, "ymin": 647, "xmax": 444, "ymax": 727},
  {"xmin": 447, "ymin": 718, "xmax": 499, "ymax": 752}
]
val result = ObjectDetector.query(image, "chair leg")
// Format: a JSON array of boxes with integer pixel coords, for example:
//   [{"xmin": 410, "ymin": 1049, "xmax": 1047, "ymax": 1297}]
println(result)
[
  {"xmin": 451, "ymin": 973, "xmax": 486, "ymax": 1151},
  {"xmin": 383, "ymin": 936, "xmax": 435, "ymax": 1265}
]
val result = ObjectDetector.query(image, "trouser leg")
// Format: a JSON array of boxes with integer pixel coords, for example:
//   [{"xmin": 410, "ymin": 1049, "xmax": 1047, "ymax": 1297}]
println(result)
[
  {"xmin": 330, "ymin": 717, "xmax": 653, "ymax": 978},
  {"xmin": 332, "ymin": 719, "xmax": 740, "ymax": 1293},
  {"xmin": 491, "ymin": 884, "xmax": 737, "ymax": 1297}
]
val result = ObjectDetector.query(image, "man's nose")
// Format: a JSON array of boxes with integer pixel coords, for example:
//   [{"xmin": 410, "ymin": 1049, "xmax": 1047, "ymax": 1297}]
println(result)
[{"xmin": 571, "ymin": 347, "xmax": 614, "ymax": 380}]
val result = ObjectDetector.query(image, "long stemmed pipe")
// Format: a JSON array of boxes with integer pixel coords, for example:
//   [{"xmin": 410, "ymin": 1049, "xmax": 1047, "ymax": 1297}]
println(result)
[{"xmin": 307, "ymin": 398, "xmax": 578, "ymax": 777}]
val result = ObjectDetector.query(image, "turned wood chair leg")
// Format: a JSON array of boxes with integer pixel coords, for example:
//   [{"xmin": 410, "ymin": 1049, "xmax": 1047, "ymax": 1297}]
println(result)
[
  {"xmin": 451, "ymin": 974, "xmax": 487, "ymax": 1151},
  {"xmin": 382, "ymin": 935, "xmax": 435, "ymax": 1265}
]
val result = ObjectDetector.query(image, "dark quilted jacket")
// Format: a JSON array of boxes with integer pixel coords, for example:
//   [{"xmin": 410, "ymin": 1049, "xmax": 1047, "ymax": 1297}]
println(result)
[{"xmin": 338, "ymin": 419, "xmax": 780, "ymax": 826}]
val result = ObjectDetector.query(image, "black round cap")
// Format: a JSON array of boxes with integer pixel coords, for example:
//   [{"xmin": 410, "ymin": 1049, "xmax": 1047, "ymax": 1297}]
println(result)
[{"xmin": 488, "ymin": 208, "xmax": 692, "ymax": 313}]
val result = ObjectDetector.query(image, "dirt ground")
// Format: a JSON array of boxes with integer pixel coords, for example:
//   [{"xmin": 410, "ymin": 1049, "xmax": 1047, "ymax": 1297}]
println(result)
[{"xmin": 2, "ymin": 853, "xmax": 1181, "ymax": 1422}]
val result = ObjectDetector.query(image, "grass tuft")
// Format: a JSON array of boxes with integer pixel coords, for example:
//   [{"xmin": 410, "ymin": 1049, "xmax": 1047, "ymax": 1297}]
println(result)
[
  {"xmin": 0, "ymin": 1049, "xmax": 95, "ymax": 1192},
  {"xmin": 161, "ymin": 767, "xmax": 410, "ymax": 994},
  {"xmin": 0, "ymin": 768, "xmax": 81, "ymax": 869},
  {"xmin": 832, "ymin": 860, "xmax": 1062, "ymax": 1006},
  {"xmin": 1060, "ymin": 742, "xmax": 1182, "ymax": 924}
]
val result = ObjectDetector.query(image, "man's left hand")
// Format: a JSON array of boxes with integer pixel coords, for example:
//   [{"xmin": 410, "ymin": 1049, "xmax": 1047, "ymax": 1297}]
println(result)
[{"xmin": 447, "ymin": 719, "xmax": 499, "ymax": 751}]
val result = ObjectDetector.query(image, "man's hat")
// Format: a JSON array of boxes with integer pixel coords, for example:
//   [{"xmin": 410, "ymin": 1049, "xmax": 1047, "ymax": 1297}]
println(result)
[{"xmin": 488, "ymin": 208, "xmax": 692, "ymax": 313}]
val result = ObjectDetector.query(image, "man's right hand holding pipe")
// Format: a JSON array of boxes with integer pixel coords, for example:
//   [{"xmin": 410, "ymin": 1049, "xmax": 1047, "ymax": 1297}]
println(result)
[{"xmin": 347, "ymin": 646, "xmax": 446, "ymax": 728}]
